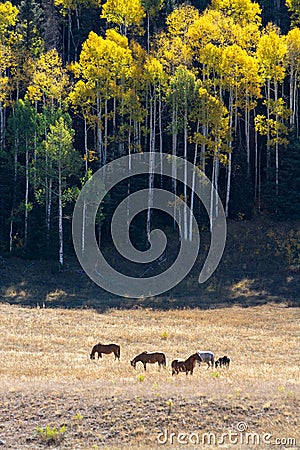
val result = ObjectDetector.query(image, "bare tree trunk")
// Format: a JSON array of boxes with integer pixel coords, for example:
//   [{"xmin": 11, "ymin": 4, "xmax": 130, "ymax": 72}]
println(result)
[
  {"xmin": 9, "ymin": 124, "xmax": 18, "ymax": 253},
  {"xmin": 24, "ymin": 137, "xmax": 29, "ymax": 247},
  {"xmin": 274, "ymin": 81, "xmax": 279, "ymax": 199},
  {"xmin": 183, "ymin": 96, "xmax": 188, "ymax": 241},
  {"xmin": 210, "ymin": 155, "xmax": 216, "ymax": 234},
  {"xmin": 225, "ymin": 89, "xmax": 233, "ymax": 218},
  {"xmin": 158, "ymin": 84, "xmax": 163, "ymax": 186},
  {"xmin": 172, "ymin": 96, "xmax": 178, "ymax": 229},
  {"xmin": 266, "ymin": 80, "xmax": 271, "ymax": 178},
  {"xmin": 96, "ymin": 95, "xmax": 103, "ymax": 165},
  {"xmin": 147, "ymin": 87, "xmax": 156, "ymax": 241},
  {"xmin": 245, "ymin": 96, "xmax": 250, "ymax": 176},
  {"xmin": 58, "ymin": 160, "xmax": 63, "ymax": 266},
  {"xmin": 254, "ymin": 108, "xmax": 258, "ymax": 207},
  {"xmin": 104, "ymin": 98, "xmax": 108, "ymax": 166},
  {"xmin": 189, "ymin": 121, "xmax": 199, "ymax": 241}
]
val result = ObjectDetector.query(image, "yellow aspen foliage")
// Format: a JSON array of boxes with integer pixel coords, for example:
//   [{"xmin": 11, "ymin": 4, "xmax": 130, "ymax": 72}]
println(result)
[
  {"xmin": 286, "ymin": 0, "xmax": 300, "ymax": 26},
  {"xmin": 25, "ymin": 49, "xmax": 69, "ymax": 107},
  {"xmin": 286, "ymin": 27, "xmax": 300, "ymax": 69},
  {"xmin": 211, "ymin": 0, "xmax": 261, "ymax": 26},
  {"xmin": 193, "ymin": 86, "xmax": 229, "ymax": 161},
  {"xmin": 220, "ymin": 44, "xmax": 262, "ymax": 105},
  {"xmin": 101, "ymin": 0, "xmax": 145, "ymax": 36},
  {"xmin": 166, "ymin": 4, "xmax": 199, "ymax": 37},
  {"xmin": 144, "ymin": 56, "xmax": 165, "ymax": 85},
  {"xmin": 257, "ymin": 24, "xmax": 288, "ymax": 83},
  {"xmin": 54, "ymin": 0, "xmax": 100, "ymax": 14},
  {"xmin": 0, "ymin": 1, "xmax": 18, "ymax": 41}
]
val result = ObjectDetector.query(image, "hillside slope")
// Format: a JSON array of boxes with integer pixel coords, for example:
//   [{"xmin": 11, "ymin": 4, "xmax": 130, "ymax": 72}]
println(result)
[{"xmin": 0, "ymin": 217, "xmax": 299, "ymax": 310}]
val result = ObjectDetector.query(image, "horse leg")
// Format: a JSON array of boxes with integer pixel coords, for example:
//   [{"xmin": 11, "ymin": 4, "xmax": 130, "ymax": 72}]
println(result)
[
  {"xmin": 143, "ymin": 363, "xmax": 147, "ymax": 371},
  {"xmin": 98, "ymin": 353, "xmax": 102, "ymax": 359}
]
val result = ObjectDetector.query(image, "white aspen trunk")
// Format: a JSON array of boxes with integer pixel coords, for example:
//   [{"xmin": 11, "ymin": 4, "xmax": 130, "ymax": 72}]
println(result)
[
  {"xmin": 158, "ymin": 85, "xmax": 163, "ymax": 186},
  {"xmin": 138, "ymin": 121, "xmax": 141, "ymax": 150},
  {"xmin": 172, "ymin": 96, "xmax": 178, "ymax": 229},
  {"xmin": 145, "ymin": 90, "xmax": 149, "ymax": 153},
  {"xmin": 147, "ymin": 88, "xmax": 156, "ymax": 241},
  {"xmin": 189, "ymin": 121, "xmax": 199, "ymax": 242},
  {"xmin": 275, "ymin": 81, "xmax": 279, "ymax": 199},
  {"xmin": 67, "ymin": 9, "xmax": 71, "ymax": 63},
  {"xmin": 127, "ymin": 114, "xmax": 132, "ymax": 230},
  {"xmin": 266, "ymin": 79, "xmax": 271, "ymax": 178},
  {"xmin": 210, "ymin": 155, "xmax": 216, "ymax": 234},
  {"xmin": 24, "ymin": 137, "xmax": 29, "ymax": 247},
  {"xmin": 295, "ymin": 73, "xmax": 299, "ymax": 134},
  {"xmin": 10, "ymin": 120, "xmax": 18, "ymax": 253},
  {"xmin": 113, "ymin": 96, "xmax": 116, "ymax": 136},
  {"xmin": 183, "ymin": 98, "xmax": 188, "ymax": 241},
  {"xmin": 147, "ymin": 13, "xmax": 150, "ymax": 54},
  {"xmin": 47, "ymin": 174, "xmax": 52, "ymax": 243},
  {"xmin": 97, "ymin": 95, "xmax": 102, "ymax": 165},
  {"xmin": 201, "ymin": 124, "xmax": 207, "ymax": 174},
  {"xmin": 254, "ymin": 109, "xmax": 258, "ymax": 206},
  {"xmin": 104, "ymin": 98, "xmax": 108, "ymax": 165},
  {"xmin": 225, "ymin": 90, "xmax": 234, "ymax": 218},
  {"xmin": 0, "ymin": 103, "xmax": 5, "ymax": 151},
  {"xmin": 82, "ymin": 117, "xmax": 88, "ymax": 256},
  {"xmin": 245, "ymin": 95, "xmax": 250, "ymax": 176},
  {"xmin": 9, "ymin": 218, "xmax": 13, "ymax": 253},
  {"xmin": 84, "ymin": 117, "xmax": 88, "ymax": 177},
  {"xmin": 58, "ymin": 160, "xmax": 63, "ymax": 267},
  {"xmin": 215, "ymin": 154, "xmax": 219, "ymax": 218},
  {"xmin": 81, "ymin": 200, "xmax": 86, "ymax": 256},
  {"xmin": 33, "ymin": 101, "xmax": 38, "ymax": 190},
  {"xmin": 290, "ymin": 64, "xmax": 295, "ymax": 127}
]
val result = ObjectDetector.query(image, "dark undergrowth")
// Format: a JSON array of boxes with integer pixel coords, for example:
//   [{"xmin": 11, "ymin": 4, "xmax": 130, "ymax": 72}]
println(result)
[{"xmin": 0, "ymin": 217, "xmax": 299, "ymax": 311}]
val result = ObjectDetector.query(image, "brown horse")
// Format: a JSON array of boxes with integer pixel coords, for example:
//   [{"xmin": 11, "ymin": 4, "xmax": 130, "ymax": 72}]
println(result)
[
  {"xmin": 131, "ymin": 351, "xmax": 166, "ymax": 371},
  {"xmin": 90, "ymin": 343, "xmax": 120, "ymax": 360},
  {"xmin": 171, "ymin": 352, "xmax": 202, "ymax": 375}
]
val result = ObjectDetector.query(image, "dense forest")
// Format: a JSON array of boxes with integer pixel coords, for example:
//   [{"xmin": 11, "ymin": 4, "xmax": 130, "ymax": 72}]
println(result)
[{"xmin": 0, "ymin": 0, "xmax": 300, "ymax": 267}]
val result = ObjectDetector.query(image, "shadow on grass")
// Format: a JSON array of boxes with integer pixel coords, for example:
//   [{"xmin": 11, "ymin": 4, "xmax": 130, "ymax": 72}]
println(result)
[
  {"xmin": 1, "ymin": 217, "xmax": 299, "ymax": 311},
  {"xmin": 0, "ymin": 255, "xmax": 298, "ymax": 312}
]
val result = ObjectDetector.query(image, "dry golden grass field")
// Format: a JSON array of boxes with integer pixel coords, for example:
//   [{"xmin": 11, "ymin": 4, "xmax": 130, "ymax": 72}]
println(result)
[{"xmin": 0, "ymin": 303, "xmax": 299, "ymax": 449}]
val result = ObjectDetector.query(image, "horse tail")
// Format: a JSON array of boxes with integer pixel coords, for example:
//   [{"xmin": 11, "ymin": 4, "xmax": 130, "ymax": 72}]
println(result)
[{"xmin": 162, "ymin": 354, "xmax": 166, "ymax": 367}]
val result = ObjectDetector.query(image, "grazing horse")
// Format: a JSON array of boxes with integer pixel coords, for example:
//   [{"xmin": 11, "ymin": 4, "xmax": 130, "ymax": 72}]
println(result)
[
  {"xmin": 171, "ymin": 359, "xmax": 186, "ymax": 375},
  {"xmin": 171, "ymin": 353, "xmax": 203, "ymax": 376},
  {"xmin": 90, "ymin": 343, "xmax": 120, "ymax": 360},
  {"xmin": 130, "ymin": 351, "xmax": 166, "ymax": 371},
  {"xmin": 196, "ymin": 350, "xmax": 214, "ymax": 368},
  {"xmin": 215, "ymin": 355, "xmax": 230, "ymax": 368}
]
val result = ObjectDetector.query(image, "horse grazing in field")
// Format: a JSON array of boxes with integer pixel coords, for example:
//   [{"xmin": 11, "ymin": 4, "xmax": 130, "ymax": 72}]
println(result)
[
  {"xmin": 196, "ymin": 350, "xmax": 214, "ymax": 368},
  {"xmin": 215, "ymin": 355, "xmax": 230, "ymax": 368},
  {"xmin": 130, "ymin": 351, "xmax": 166, "ymax": 371},
  {"xmin": 171, "ymin": 359, "xmax": 186, "ymax": 375},
  {"xmin": 90, "ymin": 343, "xmax": 120, "ymax": 360},
  {"xmin": 171, "ymin": 353, "xmax": 203, "ymax": 376}
]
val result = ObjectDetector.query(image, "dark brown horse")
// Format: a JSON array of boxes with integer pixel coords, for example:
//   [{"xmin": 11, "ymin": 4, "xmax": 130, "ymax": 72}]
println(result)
[
  {"xmin": 171, "ymin": 352, "xmax": 202, "ymax": 375},
  {"xmin": 215, "ymin": 355, "xmax": 230, "ymax": 368},
  {"xmin": 131, "ymin": 351, "xmax": 166, "ymax": 371},
  {"xmin": 90, "ymin": 343, "xmax": 120, "ymax": 360}
]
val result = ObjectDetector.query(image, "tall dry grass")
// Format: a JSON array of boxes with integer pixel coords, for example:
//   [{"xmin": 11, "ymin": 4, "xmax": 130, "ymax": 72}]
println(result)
[
  {"xmin": 0, "ymin": 303, "xmax": 299, "ymax": 448},
  {"xmin": 0, "ymin": 303, "xmax": 298, "ymax": 390}
]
